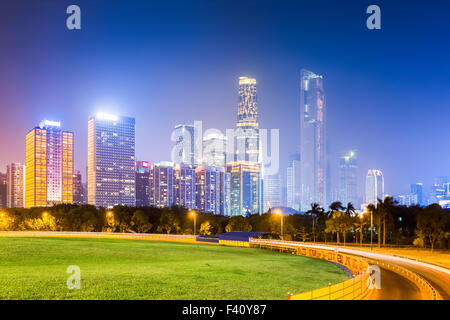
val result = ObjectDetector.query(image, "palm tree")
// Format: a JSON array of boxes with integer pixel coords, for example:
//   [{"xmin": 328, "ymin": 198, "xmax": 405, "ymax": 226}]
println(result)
[
  {"xmin": 306, "ymin": 203, "xmax": 324, "ymax": 243},
  {"xmin": 329, "ymin": 201, "xmax": 345, "ymax": 213},
  {"xmin": 344, "ymin": 202, "xmax": 356, "ymax": 217},
  {"xmin": 377, "ymin": 196, "xmax": 397, "ymax": 246}
]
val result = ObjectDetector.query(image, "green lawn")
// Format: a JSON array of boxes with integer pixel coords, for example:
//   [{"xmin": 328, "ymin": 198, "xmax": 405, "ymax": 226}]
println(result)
[{"xmin": 0, "ymin": 237, "xmax": 348, "ymax": 300}]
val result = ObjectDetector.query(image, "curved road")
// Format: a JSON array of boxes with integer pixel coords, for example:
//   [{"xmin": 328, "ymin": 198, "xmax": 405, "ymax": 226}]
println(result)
[{"xmin": 362, "ymin": 266, "xmax": 422, "ymax": 300}]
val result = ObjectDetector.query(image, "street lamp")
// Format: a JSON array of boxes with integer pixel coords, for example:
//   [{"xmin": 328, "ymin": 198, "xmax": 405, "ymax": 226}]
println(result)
[
  {"xmin": 275, "ymin": 210, "xmax": 284, "ymax": 240},
  {"xmin": 189, "ymin": 210, "xmax": 197, "ymax": 236},
  {"xmin": 42, "ymin": 212, "xmax": 49, "ymax": 219},
  {"xmin": 106, "ymin": 211, "xmax": 115, "ymax": 231}
]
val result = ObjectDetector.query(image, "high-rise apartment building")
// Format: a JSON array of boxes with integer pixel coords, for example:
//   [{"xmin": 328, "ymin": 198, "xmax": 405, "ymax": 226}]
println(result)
[
  {"xmin": 87, "ymin": 113, "xmax": 135, "ymax": 208},
  {"xmin": 174, "ymin": 163, "xmax": 196, "ymax": 210},
  {"xmin": 299, "ymin": 69, "xmax": 327, "ymax": 211},
  {"xmin": 6, "ymin": 163, "xmax": 26, "ymax": 208},
  {"xmin": 365, "ymin": 169, "xmax": 384, "ymax": 206},
  {"xmin": 338, "ymin": 151, "xmax": 358, "ymax": 207},
  {"xmin": 149, "ymin": 162, "xmax": 174, "ymax": 208},
  {"xmin": 195, "ymin": 165, "xmax": 218, "ymax": 214},
  {"xmin": 135, "ymin": 161, "xmax": 150, "ymax": 207},
  {"xmin": 203, "ymin": 132, "xmax": 227, "ymax": 167},
  {"xmin": 226, "ymin": 161, "xmax": 261, "ymax": 216},
  {"xmin": 25, "ymin": 120, "xmax": 73, "ymax": 207}
]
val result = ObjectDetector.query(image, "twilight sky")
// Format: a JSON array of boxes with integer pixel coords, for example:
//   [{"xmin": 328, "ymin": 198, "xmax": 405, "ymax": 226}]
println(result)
[{"xmin": 0, "ymin": 0, "xmax": 449, "ymax": 200}]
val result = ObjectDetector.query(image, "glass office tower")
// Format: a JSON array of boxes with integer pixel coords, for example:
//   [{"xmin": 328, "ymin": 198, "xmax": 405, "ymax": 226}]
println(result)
[
  {"xmin": 299, "ymin": 69, "xmax": 328, "ymax": 211},
  {"xmin": 365, "ymin": 169, "xmax": 384, "ymax": 206},
  {"xmin": 25, "ymin": 120, "xmax": 73, "ymax": 207},
  {"xmin": 88, "ymin": 113, "xmax": 136, "ymax": 208}
]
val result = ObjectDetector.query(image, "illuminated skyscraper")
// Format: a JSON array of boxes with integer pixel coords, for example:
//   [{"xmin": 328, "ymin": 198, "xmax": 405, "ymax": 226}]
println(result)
[
  {"xmin": 226, "ymin": 161, "xmax": 261, "ymax": 216},
  {"xmin": 25, "ymin": 120, "xmax": 73, "ymax": 207},
  {"xmin": 135, "ymin": 161, "xmax": 150, "ymax": 207},
  {"xmin": 174, "ymin": 163, "xmax": 196, "ymax": 210},
  {"xmin": 149, "ymin": 162, "xmax": 174, "ymax": 208},
  {"xmin": 6, "ymin": 163, "xmax": 26, "ymax": 208},
  {"xmin": 365, "ymin": 169, "xmax": 384, "ymax": 206},
  {"xmin": 338, "ymin": 151, "xmax": 358, "ymax": 207},
  {"xmin": 203, "ymin": 132, "xmax": 227, "ymax": 167},
  {"xmin": 299, "ymin": 69, "xmax": 327, "ymax": 211},
  {"xmin": 235, "ymin": 77, "xmax": 259, "ymax": 163},
  {"xmin": 88, "ymin": 113, "xmax": 135, "ymax": 208}
]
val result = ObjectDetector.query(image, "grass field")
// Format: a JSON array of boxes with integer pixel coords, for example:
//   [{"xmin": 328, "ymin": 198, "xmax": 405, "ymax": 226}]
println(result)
[{"xmin": 0, "ymin": 237, "xmax": 348, "ymax": 300}]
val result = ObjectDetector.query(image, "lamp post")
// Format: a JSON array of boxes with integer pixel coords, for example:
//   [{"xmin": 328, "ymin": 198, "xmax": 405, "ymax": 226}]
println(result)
[
  {"xmin": 189, "ymin": 210, "xmax": 197, "ymax": 236},
  {"xmin": 370, "ymin": 209, "xmax": 373, "ymax": 252},
  {"xmin": 275, "ymin": 210, "xmax": 284, "ymax": 240}
]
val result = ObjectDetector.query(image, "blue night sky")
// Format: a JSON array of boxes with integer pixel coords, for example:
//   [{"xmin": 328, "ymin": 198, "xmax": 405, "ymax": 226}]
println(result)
[{"xmin": 0, "ymin": 0, "xmax": 449, "ymax": 200}]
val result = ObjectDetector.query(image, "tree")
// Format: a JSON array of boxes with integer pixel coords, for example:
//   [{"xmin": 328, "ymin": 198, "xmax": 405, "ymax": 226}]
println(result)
[
  {"xmin": 225, "ymin": 216, "xmax": 252, "ymax": 232},
  {"xmin": 344, "ymin": 202, "xmax": 356, "ymax": 217},
  {"xmin": 377, "ymin": 196, "xmax": 397, "ymax": 246},
  {"xmin": 199, "ymin": 221, "xmax": 213, "ymax": 235},
  {"xmin": 416, "ymin": 204, "xmax": 447, "ymax": 251},
  {"xmin": 306, "ymin": 203, "xmax": 324, "ymax": 242},
  {"xmin": 131, "ymin": 210, "xmax": 152, "ymax": 233},
  {"xmin": 325, "ymin": 211, "xmax": 352, "ymax": 245},
  {"xmin": 157, "ymin": 209, "xmax": 181, "ymax": 234}
]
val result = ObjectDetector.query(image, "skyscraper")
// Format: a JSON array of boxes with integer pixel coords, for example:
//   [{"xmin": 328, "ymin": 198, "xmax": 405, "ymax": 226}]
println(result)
[
  {"xmin": 6, "ymin": 163, "xmax": 26, "ymax": 208},
  {"xmin": 226, "ymin": 162, "xmax": 261, "ymax": 216},
  {"xmin": 25, "ymin": 120, "xmax": 73, "ymax": 207},
  {"xmin": 135, "ymin": 161, "xmax": 150, "ymax": 207},
  {"xmin": 173, "ymin": 124, "xmax": 200, "ymax": 166},
  {"xmin": 88, "ymin": 113, "xmax": 136, "ymax": 208},
  {"xmin": 263, "ymin": 173, "xmax": 282, "ymax": 212},
  {"xmin": 174, "ymin": 163, "xmax": 196, "ymax": 210},
  {"xmin": 73, "ymin": 169, "xmax": 84, "ymax": 205},
  {"xmin": 338, "ymin": 150, "xmax": 358, "ymax": 207},
  {"xmin": 230, "ymin": 76, "xmax": 262, "ymax": 215},
  {"xmin": 149, "ymin": 162, "xmax": 174, "ymax": 208},
  {"xmin": 235, "ymin": 77, "xmax": 259, "ymax": 163},
  {"xmin": 365, "ymin": 169, "xmax": 384, "ymax": 206},
  {"xmin": 202, "ymin": 132, "xmax": 227, "ymax": 167},
  {"xmin": 299, "ymin": 69, "xmax": 327, "ymax": 211},
  {"xmin": 286, "ymin": 153, "xmax": 301, "ymax": 210}
]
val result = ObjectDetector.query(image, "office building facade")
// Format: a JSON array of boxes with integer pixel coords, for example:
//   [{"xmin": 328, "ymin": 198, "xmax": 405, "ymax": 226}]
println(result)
[
  {"xmin": 365, "ymin": 169, "xmax": 384, "ymax": 206},
  {"xmin": 25, "ymin": 120, "xmax": 73, "ymax": 207},
  {"xmin": 338, "ymin": 150, "xmax": 358, "ymax": 207},
  {"xmin": 88, "ymin": 113, "xmax": 136, "ymax": 208}
]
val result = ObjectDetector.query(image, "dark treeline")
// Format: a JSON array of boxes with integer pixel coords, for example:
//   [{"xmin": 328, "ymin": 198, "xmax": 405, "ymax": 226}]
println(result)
[{"xmin": 0, "ymin": 196, "xmax": 449, "ymax": 249}]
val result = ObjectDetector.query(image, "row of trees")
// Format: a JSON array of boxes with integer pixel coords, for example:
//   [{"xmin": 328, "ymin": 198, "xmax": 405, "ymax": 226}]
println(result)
[
  {"xmin": 306, "ymin": 198, "xmax": 450, "ymax": 250},
  {"xmin": 0, "ymin": 197, "xmax": 449, "ymax": 249}
]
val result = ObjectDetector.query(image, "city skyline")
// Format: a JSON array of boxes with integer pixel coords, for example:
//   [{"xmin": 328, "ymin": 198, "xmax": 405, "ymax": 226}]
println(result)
[{"xmin": 1, "ymin": 1, "xmax": 450, "ymax": 201}]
